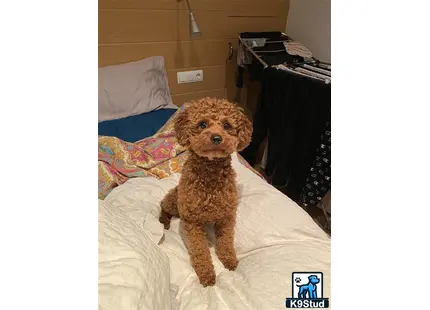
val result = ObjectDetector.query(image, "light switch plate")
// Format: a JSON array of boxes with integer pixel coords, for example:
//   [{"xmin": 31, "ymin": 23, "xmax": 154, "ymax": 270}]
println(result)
[{"xmin": 177, "ymin": 70, "xmax": 203, "ymax": 84}]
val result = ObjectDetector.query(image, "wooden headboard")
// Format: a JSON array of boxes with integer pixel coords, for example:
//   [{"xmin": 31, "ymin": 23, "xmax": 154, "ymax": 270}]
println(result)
[{"xmin": 99, "ymin": 0, "xmax": 290, "ymax": 106}]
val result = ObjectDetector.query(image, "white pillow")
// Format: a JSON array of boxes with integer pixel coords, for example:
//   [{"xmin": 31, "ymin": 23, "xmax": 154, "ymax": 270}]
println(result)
[
  {"xmin": 98, "ymin": 200, "xmax": 171, "ymax": 310},
  {"xmin": 98, "ymin": 56, "xmax": 177, "ymax": 122}
]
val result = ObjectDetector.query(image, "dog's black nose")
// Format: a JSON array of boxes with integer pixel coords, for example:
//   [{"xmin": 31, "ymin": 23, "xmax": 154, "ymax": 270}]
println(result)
[{"xmin": 211, "ymin": 135, "xmax": 222, "ymax": 145}]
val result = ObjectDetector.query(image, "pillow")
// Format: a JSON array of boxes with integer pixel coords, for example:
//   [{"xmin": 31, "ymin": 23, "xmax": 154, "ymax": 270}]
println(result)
[
  {"xmin": 98, "ymin": 200, "xmax": 172, "ymax": 310},
  {"xmin": 98, "ymin": 56, "xmax": 177, "ymax": 122}
]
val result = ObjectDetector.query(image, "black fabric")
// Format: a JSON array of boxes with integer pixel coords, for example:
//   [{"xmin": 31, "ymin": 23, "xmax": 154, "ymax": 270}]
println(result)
[
  {"xmin": 236, "ymin": 66, "xmax": 245, "ymax": 88},
  {"xmin": 240, "ymin": 67, "xmax": 331, "ymax": 203},
  {"xmin": 300, "ymin": 120, "xmax": 331, "ymax": 207}
]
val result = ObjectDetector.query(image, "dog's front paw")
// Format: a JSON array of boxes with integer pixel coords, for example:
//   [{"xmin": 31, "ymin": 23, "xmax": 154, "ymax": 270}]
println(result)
[
  {"xmin": 199, "ymin": 271, "xmax": 216, "ymax": 287},
  {"xmin": 221, "ymin": 257, "xmax": 238, "ymax": 271}
]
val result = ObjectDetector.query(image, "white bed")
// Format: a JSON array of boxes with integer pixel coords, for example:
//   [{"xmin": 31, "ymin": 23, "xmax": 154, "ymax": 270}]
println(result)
[{"xmin": 98, "ymin": 152, "xmax": 331, "ymax": 310}]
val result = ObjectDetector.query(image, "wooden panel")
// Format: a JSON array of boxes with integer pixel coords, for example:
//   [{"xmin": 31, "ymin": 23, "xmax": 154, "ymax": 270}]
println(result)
[
  {"xmin": 99, "ymin": 10, "xmax": 286, "ymax": 43},
  {"xmin": 98, "ymin": 0, "xmax": 290, "ymax": 107},
  {"xmin": 99, "ymin": 0, "xmax": 289, "ymax": 13},
  {"xmin": 99, "ymin": 40, "xmax": 232, "ymax": 68},
  {"xmin": 171, "ymin": 89, "xmax": 225, "ymax": 107},
  {"xmin": 167, "ymin": 66, "xmax": 225, "ymax": 95}
]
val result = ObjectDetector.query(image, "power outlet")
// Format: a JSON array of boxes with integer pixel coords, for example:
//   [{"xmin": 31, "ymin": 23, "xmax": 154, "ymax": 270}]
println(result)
[{"xmin": 177, "ymin": 70, "xmax": 203, "ymax": 84}]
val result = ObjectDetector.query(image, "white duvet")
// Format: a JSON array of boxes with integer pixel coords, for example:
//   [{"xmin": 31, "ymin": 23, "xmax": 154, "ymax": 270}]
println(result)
[{"xmin": 99, "ymin": 153, "xmax": 331, "ymax": 310}]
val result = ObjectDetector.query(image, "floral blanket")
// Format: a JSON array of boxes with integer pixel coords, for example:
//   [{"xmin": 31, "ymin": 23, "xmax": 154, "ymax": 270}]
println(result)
[{"xmin": 98, "ymin": 109, "xmax": 263, "ymax": 199}]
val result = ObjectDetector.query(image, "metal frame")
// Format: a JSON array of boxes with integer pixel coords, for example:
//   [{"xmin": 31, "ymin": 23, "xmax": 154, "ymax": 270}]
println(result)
[
  {"xmin": 238, "ymin": 32, "xmax": 331, "ymax": 84},
  {"xmin": 238, "ymin": 36, "xmax": 269, "ymax": 69},
  {"xmin": 237, "ymin": 32, "xmax": 292, "ymax": 69}
]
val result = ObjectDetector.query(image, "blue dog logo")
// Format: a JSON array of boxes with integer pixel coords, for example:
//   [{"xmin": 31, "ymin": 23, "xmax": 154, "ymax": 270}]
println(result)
[
  {"xmin": 286, "ymin": 272, "xmax": 329, "ymax": 308},
  {"xmin": 296, "ymin": 275, "xmax": 320, "ymax": 299}
]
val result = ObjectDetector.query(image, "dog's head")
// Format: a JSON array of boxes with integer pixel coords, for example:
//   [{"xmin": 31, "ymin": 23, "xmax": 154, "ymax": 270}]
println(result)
[
  {"xmin": 174, "ymin": 97, "xmax": 252, "ymax": 159},
  {"xmin": 308, "ymin": 275, "xmax": 320, "ymax": 284}
]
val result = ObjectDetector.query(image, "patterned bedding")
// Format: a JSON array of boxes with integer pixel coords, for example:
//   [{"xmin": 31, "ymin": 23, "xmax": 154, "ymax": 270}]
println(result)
[{"xmin": 98, "ymin": 109, "xmax": 262, "ymax": 199}]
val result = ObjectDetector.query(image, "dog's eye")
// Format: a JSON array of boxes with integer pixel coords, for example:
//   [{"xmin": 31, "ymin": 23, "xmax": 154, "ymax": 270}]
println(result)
[
  {"xmin": 223, "ymin": 122, "xmax": 231, "ymax": 130},
  {"xmin": 199, "ymin": 121, "xmax": 207, "ymax": 129}
]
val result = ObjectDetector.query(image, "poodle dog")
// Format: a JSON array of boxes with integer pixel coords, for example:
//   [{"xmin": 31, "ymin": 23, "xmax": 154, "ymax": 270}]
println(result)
[{"xmin": 159, "ymin": 97, "xmax": 252, "ymax": 286}]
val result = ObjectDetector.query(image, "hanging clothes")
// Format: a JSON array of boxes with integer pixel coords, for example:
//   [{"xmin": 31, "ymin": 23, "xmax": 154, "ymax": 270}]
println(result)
[
  {"xmin": 300, "ymin": 120, "xmax": 331, "ymax": 207},
  {"xmin": 240, "ymin": 67, "xmax": 331, "ymax": 203}
]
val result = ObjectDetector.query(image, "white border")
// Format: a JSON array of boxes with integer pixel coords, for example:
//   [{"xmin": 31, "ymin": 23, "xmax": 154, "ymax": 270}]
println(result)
[
  {"xmin": 333, "ymin": 0, "xmax": 430, "ymax": 309},
  {"xmin": 1, "ymin": 1, "xmax": 430, "ymax": 309},
  {"xmin": 0, "ymin": 1, "xmax": 97, "ymax": 309}
]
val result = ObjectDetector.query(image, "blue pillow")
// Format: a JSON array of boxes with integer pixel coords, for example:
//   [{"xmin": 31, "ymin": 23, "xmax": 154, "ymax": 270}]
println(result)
[{"xmin": 98, "ymin": 109, "xmax": 176, "ymax": 143}]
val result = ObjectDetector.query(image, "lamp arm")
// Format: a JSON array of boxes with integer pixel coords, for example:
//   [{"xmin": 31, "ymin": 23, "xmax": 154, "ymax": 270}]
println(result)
[{"xmin": 184, "ymin": 0, "xmax": 192, "ymax": 12}]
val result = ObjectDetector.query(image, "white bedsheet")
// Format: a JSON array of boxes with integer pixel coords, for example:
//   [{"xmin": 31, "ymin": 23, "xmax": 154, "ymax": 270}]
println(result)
[{"xmin": 100, "ymin": 153, "xmax": 331, "ymax": 310}]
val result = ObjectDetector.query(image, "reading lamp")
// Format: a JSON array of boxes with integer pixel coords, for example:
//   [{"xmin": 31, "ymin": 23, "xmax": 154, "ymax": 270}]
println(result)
[{"xmin": 184, "ymin": 0, "xmax": 202, "ymax": 37}]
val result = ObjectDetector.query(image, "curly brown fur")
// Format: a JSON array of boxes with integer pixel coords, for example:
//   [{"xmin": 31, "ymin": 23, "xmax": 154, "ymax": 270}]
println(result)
[
  {"xmin": 159, "ymin": 187, "xmax": 179, "ymax": 230},
  {"xmin": 159, "ymin": 98, "xmax": 252, "ymax": 286}
]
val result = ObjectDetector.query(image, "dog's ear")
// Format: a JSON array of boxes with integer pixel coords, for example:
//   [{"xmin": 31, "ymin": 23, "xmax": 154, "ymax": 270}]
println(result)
[
  {"xmin": 174, "ymin": 109, "xmax": 191, "ymax": 147},
  {"xmin": 236, "ymin": 110, "xmax": 253, "ymax": 152}
]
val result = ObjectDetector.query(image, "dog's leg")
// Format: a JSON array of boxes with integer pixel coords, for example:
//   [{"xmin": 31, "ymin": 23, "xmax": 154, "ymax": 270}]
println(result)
[
  {"xmin": 159, "ymin": 210, "xmax": 173, "ymax": 230},
  {"xmin": 184, "ymin": 220, "xmax": 216, "ymax": 287},
  {"xmin": 310, "ymin": 287, "xmax": 317, "ymax": 298},
  {"xmin": 159, "ymin": 186, "xmax": 179, "ymax": 229},
  {"xmin": 298, "ymin": 287, "xmax": 306, "ymax": 299},
  {"xmin": 215, "ymin": 217, "xmax": 238, "ymax": 271},
  {"xmin": 297, "ymin": 286, "xmax": 304, "ymax": 298}
]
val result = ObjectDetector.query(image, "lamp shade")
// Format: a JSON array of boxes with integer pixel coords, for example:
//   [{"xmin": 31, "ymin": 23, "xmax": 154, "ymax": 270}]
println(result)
[{"xmin": 189, "ymin": 12, "xmax": 201, "ymax": 37}]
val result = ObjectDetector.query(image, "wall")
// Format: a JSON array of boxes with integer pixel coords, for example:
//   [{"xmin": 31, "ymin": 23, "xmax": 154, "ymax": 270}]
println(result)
[
  {"xmin": 99, "ymin": 0, "xmax": 290, "ymax": 107},
  {"xmin": 285, "ymin": 0, "xmax": 331, "ymax": 62}
]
